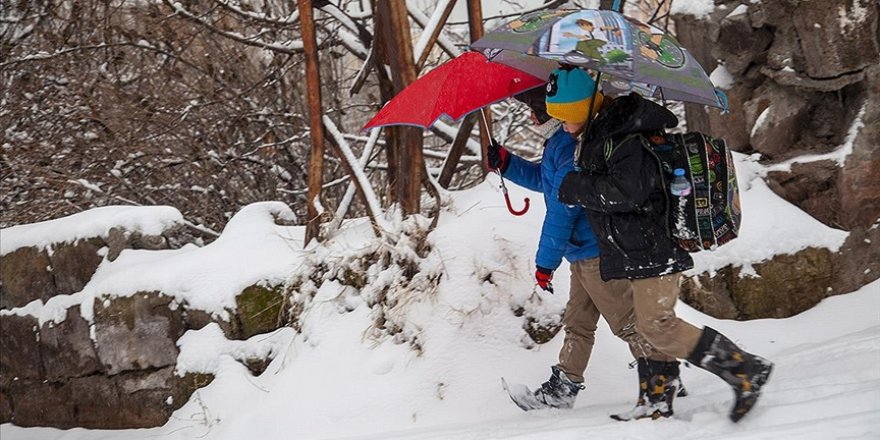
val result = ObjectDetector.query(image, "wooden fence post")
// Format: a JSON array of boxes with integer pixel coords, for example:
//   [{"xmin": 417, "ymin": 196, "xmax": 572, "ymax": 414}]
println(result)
[
  {"xmin": 299, "ymin": 0, "xmax": 325, "ymax": 246},
  {"xmin": 466, "ymin": 0, "xmax": 490, "ymax": 173},
  {"xmin": 438, "ymin": 113, "xmax": 478, "ymax": 188}
]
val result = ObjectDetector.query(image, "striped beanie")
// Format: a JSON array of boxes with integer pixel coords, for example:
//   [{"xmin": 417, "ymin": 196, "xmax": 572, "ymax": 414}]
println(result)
[{"xmin": 545, "ymin": 68, "xmax": 603, "ymax": 123}]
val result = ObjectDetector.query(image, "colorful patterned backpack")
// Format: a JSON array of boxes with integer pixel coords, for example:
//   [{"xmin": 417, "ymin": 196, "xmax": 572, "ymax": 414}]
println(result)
[{"xmin": 645, "ymin": 132, "xmax": 742, "ymax": 252}]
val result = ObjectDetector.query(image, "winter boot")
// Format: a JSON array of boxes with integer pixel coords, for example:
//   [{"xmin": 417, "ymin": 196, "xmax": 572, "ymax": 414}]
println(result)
[
  {"xmin": 687, "ymin": 327, "xmax": 773, "ymax": 422},
  {"xmin": 533, "ymin": 365, "xmax": 585, "ymax": 409},
  {"xmin": 611, "ymin": 359, "xmax": 682, "ymax": 421}
]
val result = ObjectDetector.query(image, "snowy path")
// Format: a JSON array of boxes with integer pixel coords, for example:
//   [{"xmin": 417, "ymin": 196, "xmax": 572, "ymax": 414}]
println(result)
[
  {"xmin": 3, "ymin": 282, "xmax": 878, "ymax": 440},
  {"xmin": 2, "ymin": 181, "xmax": 877, "ymax": 440}
]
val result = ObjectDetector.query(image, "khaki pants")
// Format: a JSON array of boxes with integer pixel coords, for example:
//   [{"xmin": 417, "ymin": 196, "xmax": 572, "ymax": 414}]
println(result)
[
  {"xmin": 631, "ymin": 273, "xmax": 702, "ymax": 359},
  {"xmin": 558, "ymin": 258, "xmax": 675, "ymax": 383}
]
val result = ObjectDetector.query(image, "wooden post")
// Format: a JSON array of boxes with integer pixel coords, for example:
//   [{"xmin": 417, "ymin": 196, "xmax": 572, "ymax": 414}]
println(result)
[
  {"xmin": 376, "ymin": 0, "xmax": 423, "ymax": 215},
  {"xmin": 299, "ymin": 0, "xmax": 325, "ymax": 246},
  {"xmin": 372, "ymin": 7, "xmax": 399, "ymax": 204},
  {"xmin": 438, "ymin": 113, "xmax": 477, "ymax": 188},
  {"xmin": 466, "ymin": 0, "xmax": 490, "ymax": 171},
  {"xmin": 600, "ymin": 0, "xmax": 626, "ymax": 11}
]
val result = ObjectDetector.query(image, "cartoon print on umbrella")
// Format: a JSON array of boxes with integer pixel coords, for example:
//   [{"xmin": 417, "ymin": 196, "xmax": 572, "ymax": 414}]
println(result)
[
  {"xmin": 561, "ymin": 19, "xmax": 612, "ymax": 64},
  {"xmin": 508, "ymin": 10, "xmax": 571, "ymax": 33},
  {"xmin": 541, "ymin": 10, "xmax": 633, "ymax": 70},
  {"xmin": 631, "ymin": 19, "xmax": 685, "ymax": 68},
  {"xmin": 472, "ymin": 9, "xmax": 724, "ymax": 109}
]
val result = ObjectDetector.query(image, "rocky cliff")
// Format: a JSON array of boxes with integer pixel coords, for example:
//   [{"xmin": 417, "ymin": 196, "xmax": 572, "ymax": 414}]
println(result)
[
  {"xmin": 673, "ymin": 0, "xmax": 879, "ymax": 319},
  {"xmin": 0, "ymin": 206, "xmax": 290, "ymax": 428}
]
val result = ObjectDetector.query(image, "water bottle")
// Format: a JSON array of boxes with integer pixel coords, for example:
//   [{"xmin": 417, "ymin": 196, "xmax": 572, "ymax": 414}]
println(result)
[{"xmin": 670, "ymin": 168, "xmax": 692, "ymax": 196}]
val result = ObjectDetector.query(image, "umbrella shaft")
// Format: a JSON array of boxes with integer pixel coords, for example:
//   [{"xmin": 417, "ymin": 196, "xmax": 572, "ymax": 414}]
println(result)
[
  {"xmin": 496, "ymin": 170, "xmax": 509, "ymax": 194},
  {"xmin": 480, "ymin": 108, "xmax": 491, "ymax": 135}
]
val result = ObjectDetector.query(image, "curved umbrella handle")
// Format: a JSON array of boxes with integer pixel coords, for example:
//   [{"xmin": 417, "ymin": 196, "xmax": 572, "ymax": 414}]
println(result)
[
  {"xmin": 504, "ymin": 193, "xmax": 530, "ymax": 216},
  {"xmin": 496, "ymin": 171, "xmax": 530, "ymax": 216}
]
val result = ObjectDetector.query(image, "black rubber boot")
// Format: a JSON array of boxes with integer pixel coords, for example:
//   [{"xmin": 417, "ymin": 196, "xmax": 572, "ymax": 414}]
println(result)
[
  {"xmin": 611, "ymin": 359, "xmax": 682, "ymax": 421},
  {"xmin": 687, "ymin": 327, "xmax": 773, "ymax": 422}
]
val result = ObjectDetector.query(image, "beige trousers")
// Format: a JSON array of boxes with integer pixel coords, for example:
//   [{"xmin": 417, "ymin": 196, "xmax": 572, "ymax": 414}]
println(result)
[
  {"xmin": 630, "ymin": 273, "xmax": 702, "ymax": 359},
  {"xmin": 558, "ymin": 258, "xmax": 675, "ymax": 383}
]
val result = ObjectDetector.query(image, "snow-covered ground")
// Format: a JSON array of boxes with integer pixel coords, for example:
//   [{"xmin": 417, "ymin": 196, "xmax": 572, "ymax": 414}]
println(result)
[{"xmin": 2, "ymin": 153, "xmax": 878, "ymax": 440}]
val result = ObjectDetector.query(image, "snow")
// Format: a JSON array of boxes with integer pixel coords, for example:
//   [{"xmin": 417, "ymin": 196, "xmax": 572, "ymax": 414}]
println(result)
[
  {"xmin": 413, "ymin": 0, "xmax": 456, "ymax": 63},
  {"xmin": 4, "ymin": 266, "xmax": 878, "ymax": 439},
  {"xmin": 726, "ymin": 4, "xmax": 749, "ymax": 19},
  {"xmin": 0, "ymin": 150, "xmax": 874, "ymax": 439},
  {"xmin": 331, "ymin": 128, "xmax": 382, "ymax": 232},
  {"xmin": 1, "ymin": 202, "xmax": 302, "ymax": 325},
  {"xmin": 710, "ymin": 65, "xmax": 735, "ymax": 90},
  {"xmin": 0, "ymin": 205, "xmax": 183, "ymax": 256},
  {"xmin": 839, "ymin": 0, "xmax": 871, "ymax": 31},
  {"xmin": 751, "ymin": 106, "xmax": 771, "ymax": 138},
  {"xmin": 433, "ymin": 118, "xmax": 483, "ymax": 155},
  {"xmin": 407, "ymin": 4, "xmax": 460, "ymax": 60},
  {"xmin": 764, "ymin": 102, "xmax": 868, "ymax": 171},
  {"xmin": 323, "ymin": 116, "xmax": 391, "ymax": 232},
  {"xmin": 670, "ymin": 0, "xmax": 716, "ymax": 19},
  {"xmin": 689, "ymin": 152, "xmax": 848, "ymax": 276}
]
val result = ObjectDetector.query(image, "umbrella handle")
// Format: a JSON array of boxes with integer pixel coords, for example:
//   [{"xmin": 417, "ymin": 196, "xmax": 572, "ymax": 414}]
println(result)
[
  {"xmin": 485, "ymin": 113, "xmax": 530, "ymax": 217},
  {"xmin": 504, "ymin": 193, "xmax": 530, "ymax": 216},
  {"xmin": 496, "ymin": 170, "xmax": 530, "ymax": 216}
]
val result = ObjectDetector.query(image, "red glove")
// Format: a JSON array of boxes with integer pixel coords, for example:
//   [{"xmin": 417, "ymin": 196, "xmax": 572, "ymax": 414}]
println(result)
[{"xmin": 535, "ymin": 266, "xmax": 554, "ymax": 293}]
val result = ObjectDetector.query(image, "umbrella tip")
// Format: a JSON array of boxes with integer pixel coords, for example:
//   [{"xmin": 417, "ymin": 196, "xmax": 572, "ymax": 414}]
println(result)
[{"xmin": 715, "ymin": 89, "xmax": 730, "ymax": 114}]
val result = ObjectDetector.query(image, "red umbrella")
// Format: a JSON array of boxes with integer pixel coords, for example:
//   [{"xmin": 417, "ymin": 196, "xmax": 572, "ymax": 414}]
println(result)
[
  {"xmin": 363, "ymin": 51, "xmax": 545, "ymax": 130},
  {"xmin": 364, "ymin": 51, "xmax": 539, "ymax": 217}
]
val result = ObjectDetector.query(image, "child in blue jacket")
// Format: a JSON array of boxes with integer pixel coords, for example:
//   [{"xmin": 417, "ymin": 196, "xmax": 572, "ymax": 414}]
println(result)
[{"xmin": 487, "ymin": 68, "xmax": 682, "ymax": 415}]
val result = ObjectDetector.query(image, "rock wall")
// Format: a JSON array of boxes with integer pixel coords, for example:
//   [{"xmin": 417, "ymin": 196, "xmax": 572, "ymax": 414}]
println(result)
[
  {"xmin": 0, "ymin": 230, "xmax": 286, "ymax": 428},
  {"xmin": 674, "ymin": 0, "xmax": 880, "ymax": 319}
]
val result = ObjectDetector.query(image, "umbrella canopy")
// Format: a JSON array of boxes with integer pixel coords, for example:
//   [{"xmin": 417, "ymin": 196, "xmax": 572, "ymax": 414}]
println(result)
[
  {"xmin": 471, "ymin": 9, "xmax": 724, "ymax": 108},
  {"xmin": 487, "ymin": 48, "xmax": 725, "ymax": 109},
  {"xmin": 363, "ymin": 51, "xmax": 545, "ymax": 131}
]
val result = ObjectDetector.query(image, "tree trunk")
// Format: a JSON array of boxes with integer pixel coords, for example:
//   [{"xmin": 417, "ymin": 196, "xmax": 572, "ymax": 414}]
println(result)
[
  {"xmin": 466, "ymin": 0, "xmax": 490, "ymax": 172},
  {"xmin": 375, "ymin": 0, "xmax": 423, "ymax": 215},
  {"xmin": 299, "ymin": 0, "xmax": 326, "ymax": 245},
  {"xmin": 600, "ymin": 0, "xmax": 625, "ymax": 11}
]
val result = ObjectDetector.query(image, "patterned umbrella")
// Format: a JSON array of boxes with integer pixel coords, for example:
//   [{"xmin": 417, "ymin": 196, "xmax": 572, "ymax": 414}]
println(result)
[{"xmin": 471, "ymin": 9, "xmax": 725, "ymax": 109}]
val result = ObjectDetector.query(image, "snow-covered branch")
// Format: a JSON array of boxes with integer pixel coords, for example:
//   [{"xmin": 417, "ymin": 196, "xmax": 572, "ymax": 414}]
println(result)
[
  {"xmin": 330, "ymin": 128, "xmax": 382, "ymax": 233},
  {"xmin": 447, "ymin": 0, "xmax": 569, "ymax": 26},
  {"xmin": 0, "ymin": 41, "xmax": 187, "ymax": 68},
  {"xmin": 163, "ymin": 0, "xmax": 304, "ymax": 53},
  {"xmin": 413, "ymin": 0, "xmax": 456, "ymax": 67},
  {"xmin": 215, "ymin": 0, "xmax": 300, "ymax": 26},
  {"xmin": 407, "ymin": 3, "xmax": 461, "ymax": 59},
  {"xmin": 322, "ymin": 116, "xmax": 391, "ymax": 234}
]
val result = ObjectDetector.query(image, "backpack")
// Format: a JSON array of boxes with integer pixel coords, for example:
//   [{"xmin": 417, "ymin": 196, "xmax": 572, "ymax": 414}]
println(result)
[{"xmin": 643, "ymin": 132, "xmax": 742, "ymax": 252}]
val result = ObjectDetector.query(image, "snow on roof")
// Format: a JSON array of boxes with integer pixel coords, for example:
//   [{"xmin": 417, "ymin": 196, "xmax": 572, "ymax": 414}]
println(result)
[{"xmin": 0, "ymin": 205, "xmax": 184, "ymax": 256}]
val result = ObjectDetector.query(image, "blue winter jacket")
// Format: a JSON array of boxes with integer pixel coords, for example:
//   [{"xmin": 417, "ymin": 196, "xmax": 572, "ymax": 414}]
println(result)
[{"xmin": 502, "ymin": 128, "xmax": 600, "ymax": 270}]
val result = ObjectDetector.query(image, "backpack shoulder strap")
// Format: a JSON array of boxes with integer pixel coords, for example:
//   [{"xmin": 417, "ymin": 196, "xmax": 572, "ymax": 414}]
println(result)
[{"xmin": 602, "ymin": 133, "xmax": 644, "ymax": 161}]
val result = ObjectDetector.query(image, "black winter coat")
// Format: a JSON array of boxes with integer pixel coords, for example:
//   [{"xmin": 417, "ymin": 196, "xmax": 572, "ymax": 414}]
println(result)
[{"xmin": 558, "ymin": 93, "xmax": 693, "ymax": 281}]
